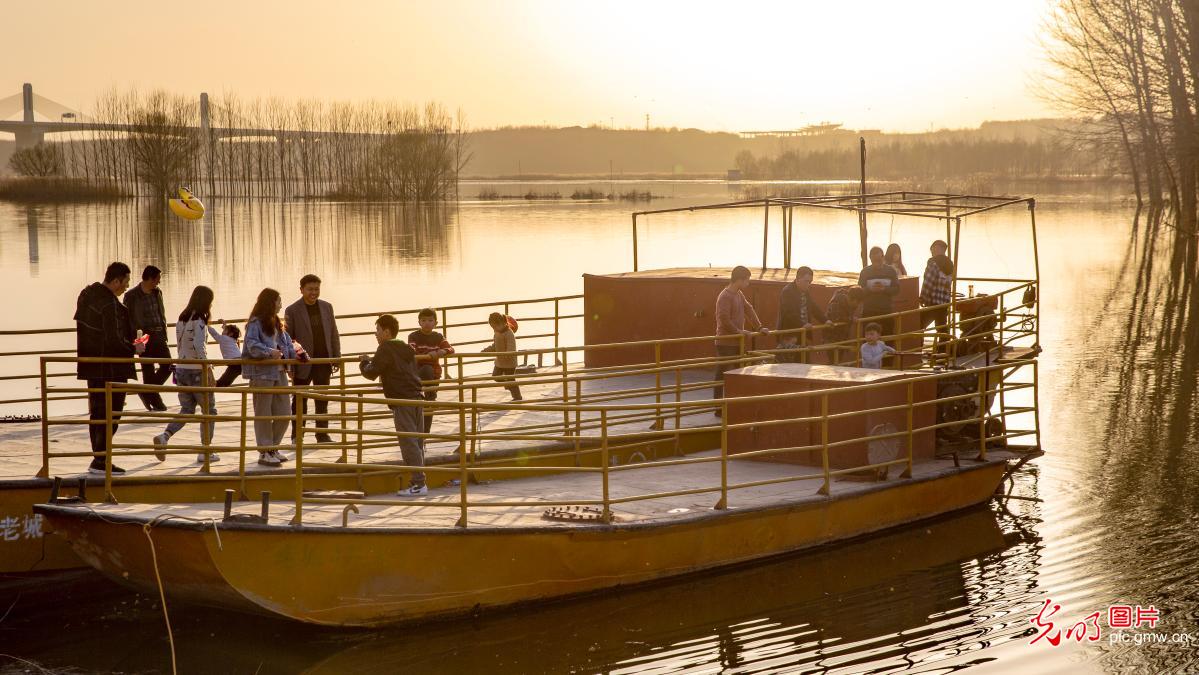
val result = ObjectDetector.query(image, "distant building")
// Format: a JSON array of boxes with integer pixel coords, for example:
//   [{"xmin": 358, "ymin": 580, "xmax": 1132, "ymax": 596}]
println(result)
[
  {"xmin": 738, "ymin": 123, "xmax": 844, "ymax": 139},
  {"xmin": 726, "ymin": 169, "xmax": 742, "ymax": 181}
]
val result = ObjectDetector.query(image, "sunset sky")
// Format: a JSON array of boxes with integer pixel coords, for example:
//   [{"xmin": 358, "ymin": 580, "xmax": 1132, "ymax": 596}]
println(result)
[{"xmin": 7, "ymin": 0, "xmax": 1057, "ymax": 133}]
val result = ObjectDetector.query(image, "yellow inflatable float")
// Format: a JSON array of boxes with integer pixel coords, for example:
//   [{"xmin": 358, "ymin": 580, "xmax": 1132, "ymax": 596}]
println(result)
[{"xmin": 167, "ymin": 187, "xmax": 205, "ymax": 220}]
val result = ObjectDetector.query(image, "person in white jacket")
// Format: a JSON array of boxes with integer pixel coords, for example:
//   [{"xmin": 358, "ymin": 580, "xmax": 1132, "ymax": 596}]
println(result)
[{"xmin": 152, "ymin": 285, "xmax": 220, "ymax": 464}]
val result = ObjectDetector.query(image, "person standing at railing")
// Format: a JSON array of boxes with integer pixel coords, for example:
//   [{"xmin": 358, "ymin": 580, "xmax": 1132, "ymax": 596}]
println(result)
[
  {"xmin": 714, "ymin": 265, "xmax": 769, "ymax": 413},
  {"xmin": 284, "ymin": 274, "xmax": 341, "ymax": 445},
  {"xmin": 776, "ymin": 266, "xmax": 829, "ymax": 364},
  {"xmin": 360, "ymin": 314, "xmax": 427, "ymax": 496},
  {"xmin": 485, "ymin": 312, "xmax": 522, "ymax": 401},
  {"xmin": 859, "ymin": 322, "xmax": 897, "ymax": 369},
  {"xmin": 409, "ymin": 308, "xmax": 455, "ymax": 433},
  {"xmin": 919, "ymin": 240, "xmax": 954, "ymax": 354},
  {"xmin": 243, "ymin": 288, "xmax": 296, "ymax": 467},
  {"xmin": 75, "ymin": 262, "xmax": 145, "ymax": 475},
  {"xmin": 122, "ymin": 265, "xmax": 171, "ymax": 412},
  {"xmin": 825, "ymin": 285, "xmax": 864, "ymax": 365},
  {"xmin": 858, "ymin": 247, "xmax": 900, "ymax": 346},
  {"xmin": 152, "ymin": 286, "xmax": 219, "ymax": 464}
]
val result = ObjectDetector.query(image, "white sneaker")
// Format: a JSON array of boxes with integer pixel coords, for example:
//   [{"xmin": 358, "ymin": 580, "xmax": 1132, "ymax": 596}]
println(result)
[
  {"xmin": 153, "ymin": 433, "xmax": 169, "ymax": 461},
  {"xmin": 257, "ymin": 452, "xmax": 282, "ymax": 467},
  {"xmin": 398, "ymin": 483, "xmax": 428, "ymax": 496},
  {"xmin": 272, "ymin": 449, "xmax": 290, "ymax": 462},
  {"xmin": 196, "ymin": 452, "xmax": 221, "ymax": 464}
]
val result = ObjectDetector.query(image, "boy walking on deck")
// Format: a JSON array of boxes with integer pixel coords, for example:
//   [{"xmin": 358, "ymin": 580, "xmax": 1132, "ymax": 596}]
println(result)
[
  {"xmin": 408, "ymin": 308, "xmax": 455, "ymax": 434},
  {"xmin": 360, "ymin": 314, "xmax": 427, "ymax": 495}
]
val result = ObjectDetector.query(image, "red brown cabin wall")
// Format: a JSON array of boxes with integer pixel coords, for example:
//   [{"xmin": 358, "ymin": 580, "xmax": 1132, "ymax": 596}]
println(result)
[{"xmin": 582, "ymin": 267, "xmax": 919, "ymax": 368}]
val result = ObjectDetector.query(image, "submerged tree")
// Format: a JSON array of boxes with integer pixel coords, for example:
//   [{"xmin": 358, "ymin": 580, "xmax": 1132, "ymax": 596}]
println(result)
[
  {"xmin": 1044, "ymin": 0, "xmax": 1199, "ymax": 254},
  {"xmin": 9, "ymin": 143, "xmax": 64, "ymax": 177}
]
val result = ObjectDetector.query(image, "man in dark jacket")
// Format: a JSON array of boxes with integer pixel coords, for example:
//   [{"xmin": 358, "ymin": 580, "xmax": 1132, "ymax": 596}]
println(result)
[
  {"xmin": 858, "ymin": 246, "xmax": 901, "ymax": 343},
  {"xmin": 122, "ymin": 265, "xmax": 170, "ymax": 411},
  {"xmin": 284, "ymin": 274, "xmax": 342, "ymax": 443},
  {"xmin": 360, "ymin": 314, "xmax": 426, "ymax": 495},
  {"xmin": 776, "ymin": 266, "xmax": 829, "ymax": 363},
  {"xmin": 77, "ymin": 262, "xmax": 145, "ymax": 475}
]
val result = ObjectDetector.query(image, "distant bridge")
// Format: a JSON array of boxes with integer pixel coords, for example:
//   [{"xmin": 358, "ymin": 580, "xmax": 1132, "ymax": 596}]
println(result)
[{"xmin": 0, "ymin": 83, "xmax": 380, "ymax": 151}]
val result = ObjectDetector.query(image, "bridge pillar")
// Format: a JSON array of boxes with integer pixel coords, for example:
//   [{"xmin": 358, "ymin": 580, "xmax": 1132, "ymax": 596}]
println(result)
[
  {"xmin": 22, "ymin": 83, "xmax": 33, "ymax": 123},
  {"xmin": 200, "ymin": 92, "xmax": 210, "ymax": 135},
  {"xmin": 13, "ymin": 83, "xmax": 44, "ymax": 150},
  {"xmin": 14, "ymin": 129, "xmax": 44, "ymax": 151}
]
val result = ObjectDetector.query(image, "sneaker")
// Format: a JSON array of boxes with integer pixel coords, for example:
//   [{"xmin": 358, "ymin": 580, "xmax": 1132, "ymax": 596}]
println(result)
[
  {"xmin": 315, "ymin": 433, "xmax": 334, "ymax": 444},
  {"xmin": 88, "ymin": 462, "xmax": 127, "ymax": 475},
  {"xmin": 273, "ymin": 449, "xmax": 290, "ymax": 462},
  {"xmin": 153, "ymin": 432, "xmax": 169, "ymax": 461},
  {"xmin": 398, "ymin": 483, "xmax": 428, "ymax": 496},
  {"xmin": 196, "ymin": 452, "xmax": 221, "ymax": 464},
  {"xmin": 257, "ymin": 452, "xmax": 282, "ymax": 467}
]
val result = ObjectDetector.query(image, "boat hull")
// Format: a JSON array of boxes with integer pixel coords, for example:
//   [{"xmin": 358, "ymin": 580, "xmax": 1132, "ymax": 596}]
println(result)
[{"xmin": 37, "ymin": 460, "xmax": 1008, "ymax": 627}]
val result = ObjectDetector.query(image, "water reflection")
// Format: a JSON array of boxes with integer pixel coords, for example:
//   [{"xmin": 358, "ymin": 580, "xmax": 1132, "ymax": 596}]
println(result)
[
  {"xmin": 0, "ymin": 507, "xmax": 1038, "ymax": 674},
  {"xmin": 1060, "ymin": 210, "xmax": 1199, "ymax": 673},
  {"xmin": 23, "ymin": 204, "xmax": 38, "ymax": 270},
  {"xmin": 303, "ymin": 508, "xmax": 1024, "ymax": 674}
]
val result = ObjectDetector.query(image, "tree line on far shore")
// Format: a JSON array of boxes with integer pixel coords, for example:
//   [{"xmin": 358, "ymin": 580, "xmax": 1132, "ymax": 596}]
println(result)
[
  {"xmin": 4, "ymin": 88, "xmax": 469, "ymax": 202},
  {"xmin": 732, "ymin": 136, "xmax": 1108, "ymax": 183}
]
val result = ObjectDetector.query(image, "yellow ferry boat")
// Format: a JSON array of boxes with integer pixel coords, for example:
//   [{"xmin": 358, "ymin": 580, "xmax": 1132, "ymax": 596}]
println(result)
[{"xmin": 26, "ymin": 193, "xmax": 1043, "ymax": 625}]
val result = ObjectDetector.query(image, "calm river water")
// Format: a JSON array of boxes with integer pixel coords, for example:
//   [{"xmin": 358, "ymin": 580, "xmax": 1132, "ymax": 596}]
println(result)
[{"xmin": 0, "ymin": 181, "xmax": 1191, "ymax": 674}]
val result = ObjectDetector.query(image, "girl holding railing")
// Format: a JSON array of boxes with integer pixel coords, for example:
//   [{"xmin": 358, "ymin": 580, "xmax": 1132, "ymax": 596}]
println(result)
[{"xmin": 242, "ymin": 288, "xmax": 296, "ymax": 467}]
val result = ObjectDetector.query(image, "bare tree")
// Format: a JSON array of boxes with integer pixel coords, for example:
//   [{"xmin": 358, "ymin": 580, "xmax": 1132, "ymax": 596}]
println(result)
[{"xmin": 9, "ymin": 143, "xmax": 63, "ymax": 177}]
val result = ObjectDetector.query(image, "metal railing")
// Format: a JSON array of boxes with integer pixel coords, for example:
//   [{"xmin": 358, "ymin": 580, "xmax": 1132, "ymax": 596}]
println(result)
[
  {"xmin": 282, "ymin": 359, "xmax": 1039, "ymax": 527},
  {"xmin": 0, "ymin": 293, "xmax": 586, "ymax": 408}
]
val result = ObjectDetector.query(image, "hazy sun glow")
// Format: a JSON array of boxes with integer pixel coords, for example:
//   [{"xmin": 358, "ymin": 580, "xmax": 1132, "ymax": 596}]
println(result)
[{"xmin": 7, "ymin": 0, "xmax": 1054, "ymax": 131}]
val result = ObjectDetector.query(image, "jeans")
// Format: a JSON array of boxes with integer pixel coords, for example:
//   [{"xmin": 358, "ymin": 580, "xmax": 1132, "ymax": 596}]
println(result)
[
  {"xmin": 87, "ymin": 378, "xmax": 127, "ymax": 461},
  {"xmin": 251, "ymin": 376, "xmax": 290, "ymax": 449},
  {"xmin": 292, "ymin": 364, "xmax": 332, "ymax": 436},
  {"xmin": 712, "ymin": 345, "xmax": 742, "ymax": 400},
  {"xmin": 391, "ymin": 404, "xmax": 425, "ymax": 486},
  {"xmin": 164, "ymin": 368, "xmax": 215, "ymax": 443},
  {"xmin": 137, "ymin": 330, "xmax": 171, "ymax": 409},
  {"xmin": 922, "ymin": 307, "xmax": 950, "ymax": 352},
  {"xmin": 492, "ymin": 366, "xmax": 521, "ymax": 399}
]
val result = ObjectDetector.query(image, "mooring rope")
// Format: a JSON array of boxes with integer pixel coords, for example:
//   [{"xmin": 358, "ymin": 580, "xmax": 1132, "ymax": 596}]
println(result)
[{"xmin": 71, "ymin": 505, "xmax": 224, "ymax": 675}]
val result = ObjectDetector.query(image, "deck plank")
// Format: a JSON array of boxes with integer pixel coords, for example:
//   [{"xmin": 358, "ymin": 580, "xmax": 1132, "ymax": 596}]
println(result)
[{"xmin": 54, "ymin": 450, "xmax": 1017, "ymax": 530}]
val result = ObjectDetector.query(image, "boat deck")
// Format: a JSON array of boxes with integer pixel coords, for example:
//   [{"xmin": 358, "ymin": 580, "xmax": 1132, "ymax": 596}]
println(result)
[
  {"xmin": 0, "ymin": 364, "xmax": 721, "ymax": 481},
  {"xmin": 50, "ymin": 449, "xmax": 1023, "ymax": 531}
]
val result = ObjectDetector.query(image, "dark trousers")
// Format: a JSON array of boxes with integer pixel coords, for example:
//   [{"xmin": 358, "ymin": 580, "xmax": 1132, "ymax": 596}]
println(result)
[
  {"xmin": 492, "ymin": 367, "xmax": 522, "ymax": 400},
  {"xmin": 87, "ymin": 378, "xmax": 127, "ymax": 462},
  {"xmin": 418, "ymin": 363, "xmax": 438, "ymax": 433},
  {"xmin": 713, "ymin": 345, "xmax": 742, "ymax": 400},
  {"xmin": 292, "ymin": 364, "xmax": 332, "ymax": 436},
  {"xmin": 922, "ymin": 307, "xmax": 949, "ymax": 352},
  {"xmin": 137, "ymin": 331, "xmax": 171, "ymax": 409},
  {"xmin": 215, "ymin": 365, "xmax": 242, "ymax": 387},
  {"xmin": 862, "ymin": 312, "xmax": 895, "ymax": 344}
]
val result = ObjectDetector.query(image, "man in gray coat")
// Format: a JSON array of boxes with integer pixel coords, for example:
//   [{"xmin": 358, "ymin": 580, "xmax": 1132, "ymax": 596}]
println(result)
[{"xmin": 285, "ymin": 274, "xmax": 341, "ymax": 443}]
